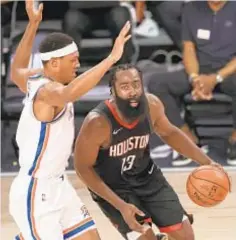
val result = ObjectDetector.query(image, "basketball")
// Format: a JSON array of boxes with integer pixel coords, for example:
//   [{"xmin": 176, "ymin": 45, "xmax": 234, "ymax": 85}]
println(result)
[{"xmin": 186, "ymin": 165, "xmax": 230, "ymax": 207}]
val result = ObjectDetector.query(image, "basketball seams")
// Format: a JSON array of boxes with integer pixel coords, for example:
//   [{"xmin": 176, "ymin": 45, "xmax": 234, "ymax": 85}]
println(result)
[
  {"xmin": 187, "ymin": 178, "xmax": 213, "ymax": 207},
  {"xmin": 188, "ymin": 176, "xmax": 222, "ymax": 204},
  {"xmin": 193, "ymin": 167, "xmax": 225, "ymax": 175},
  {"xmin": 193, "ymin": 167, "xmax": 230, "ymax": 187},
  {"xmin": 192, "ymin": 171, "xmax": 229, "ymax": 192}
]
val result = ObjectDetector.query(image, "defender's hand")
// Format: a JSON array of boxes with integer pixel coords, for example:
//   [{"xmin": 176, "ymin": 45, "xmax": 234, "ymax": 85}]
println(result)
[
  {"xmin": 109, "ymin": 21, "xmax": 131, "ymax": 63},
  {"xmin": 119, "ymin": 203, "xmax": 145, "ymax": 233},
  {"xmin": 25, "ymin": 0, "xmax": 43, "ymax": 24}
]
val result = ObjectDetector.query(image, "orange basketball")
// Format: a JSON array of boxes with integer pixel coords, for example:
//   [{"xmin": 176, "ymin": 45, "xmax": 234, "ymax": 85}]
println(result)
[{"xmin": 186, "ymin": 165, "xmax": 230, "ymax": 207}]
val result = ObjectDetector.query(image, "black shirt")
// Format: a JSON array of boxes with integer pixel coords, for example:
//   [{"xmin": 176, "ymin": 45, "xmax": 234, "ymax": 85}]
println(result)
[{"xmin": 182, "ymin": 1, "xmax": 236, "ymax": 71}]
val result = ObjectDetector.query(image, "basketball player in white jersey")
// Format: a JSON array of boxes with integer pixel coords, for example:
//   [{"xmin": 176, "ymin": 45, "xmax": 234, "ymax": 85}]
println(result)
[{"xmin": 9, "ymin": 1, "xmax": 131, "ymax": 239}]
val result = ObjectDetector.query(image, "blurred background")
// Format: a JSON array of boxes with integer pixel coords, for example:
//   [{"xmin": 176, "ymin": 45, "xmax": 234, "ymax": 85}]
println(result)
[{"xmin": 1, "ymin": 0, "xmax": 236, "ymax": 174}]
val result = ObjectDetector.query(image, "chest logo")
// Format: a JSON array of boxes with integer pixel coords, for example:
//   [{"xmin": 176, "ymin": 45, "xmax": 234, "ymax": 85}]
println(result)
[{"xmin": 113, "ymin": 128, "xmax": 123, "ymax": 135}]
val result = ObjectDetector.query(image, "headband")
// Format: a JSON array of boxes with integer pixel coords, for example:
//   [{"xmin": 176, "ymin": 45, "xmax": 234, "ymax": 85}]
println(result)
[{"xmin": 39, "ymin": 42, "xmax": 78, "ymax": 61}]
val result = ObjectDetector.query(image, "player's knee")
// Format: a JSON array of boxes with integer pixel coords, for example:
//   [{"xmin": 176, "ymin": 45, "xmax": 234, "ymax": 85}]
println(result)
[
  {"xmin": 164, "ymin": 218, "xmax": 195, "ymax": 240},
  {"xmin": 180, "ymin": 219, "xmax": 195, "ymax": 240}
]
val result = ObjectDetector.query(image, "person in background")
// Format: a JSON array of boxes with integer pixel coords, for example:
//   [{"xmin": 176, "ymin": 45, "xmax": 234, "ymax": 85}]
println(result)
[
  {"xmin": 147, "ymin": 1, "xmax": 184, "ymax": 50},
  {"xmin": 135, "ymin": 1, "xmax": 184, "ymax": 50},
  {"xmin": 63, "ymin": 1, "xmax": 134, "ymax": 64},
  {"xmin": 148, "ymin": 0, "xmax": 236, "ymax": 166}
]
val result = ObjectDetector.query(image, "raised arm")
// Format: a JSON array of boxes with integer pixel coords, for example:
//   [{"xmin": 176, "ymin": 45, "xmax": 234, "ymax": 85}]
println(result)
[
  {"xmin": 10, "ymin": 0, "xmax": 43, "ymax": 93},
  {"xmin": 11, "ymin": 1, "xmax": 131, "ymax": 105},
  {"xmin": 34, "ymin": 22, "xmax": 131, "ymax": 107},
  {"xmin": 74, "ymin": 112, "xmax": 145, "ymax": 233}
]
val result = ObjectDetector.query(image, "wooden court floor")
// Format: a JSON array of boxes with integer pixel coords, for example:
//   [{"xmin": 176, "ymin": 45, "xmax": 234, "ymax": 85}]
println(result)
[{"xmin": 1, "ymin": 170, "xmax": 236, "ymax": 240}]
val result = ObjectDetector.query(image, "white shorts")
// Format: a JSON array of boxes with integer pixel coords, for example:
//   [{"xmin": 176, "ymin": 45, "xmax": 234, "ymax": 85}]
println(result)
[{"xmin": 9, "ymin": 174, "xmax": 96, "ymax": 240}]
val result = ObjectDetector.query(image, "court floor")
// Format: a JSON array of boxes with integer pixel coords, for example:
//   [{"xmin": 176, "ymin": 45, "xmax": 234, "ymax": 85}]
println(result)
[{"xmin": 1, "ymin": 170, "xmax": 236, "ymax": 240}]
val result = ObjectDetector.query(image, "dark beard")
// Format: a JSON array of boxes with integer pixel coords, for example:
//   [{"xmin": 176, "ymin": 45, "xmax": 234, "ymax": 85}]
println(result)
[{"xmin": 115, "ymin": 93, "xmax": 147, "ymax": 122}]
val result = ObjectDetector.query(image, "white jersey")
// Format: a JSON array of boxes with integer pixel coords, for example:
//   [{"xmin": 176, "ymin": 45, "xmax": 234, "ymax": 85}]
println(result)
[
  {"xmin": 16, "ymin": 77, "xmax": 75, "ymax": 178},
  {"xmin": 10, "ymin": 77, "xmax": 95, "ymax": 240}
]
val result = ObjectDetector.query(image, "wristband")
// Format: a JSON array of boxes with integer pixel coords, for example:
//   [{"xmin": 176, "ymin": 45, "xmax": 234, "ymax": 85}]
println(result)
[{"xmin": 189, "ymin": 73, "xmax": 198, "ymax": 83}]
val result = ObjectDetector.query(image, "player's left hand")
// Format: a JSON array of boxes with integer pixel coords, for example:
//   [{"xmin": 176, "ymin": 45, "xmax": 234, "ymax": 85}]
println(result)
[
  {"xmin": 120, "ymin": 203, "xmax": 146, "ymax": 233},
  {"xmin": 109, "ymin": 21, "xmax": 131, "ymax": 63},
  {"xmin": 25, "ymin": 0, "xmax": 43, "ymax": 24},
  {"xmin": 210, "ymin": 162, "xmax": 232, "ymax": 192}
]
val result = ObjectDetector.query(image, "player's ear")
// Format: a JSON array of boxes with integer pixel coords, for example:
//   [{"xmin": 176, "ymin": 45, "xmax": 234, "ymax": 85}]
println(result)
[{"xmin": 49, "ymin": 58, "xmax": 60, "ymax": 71}]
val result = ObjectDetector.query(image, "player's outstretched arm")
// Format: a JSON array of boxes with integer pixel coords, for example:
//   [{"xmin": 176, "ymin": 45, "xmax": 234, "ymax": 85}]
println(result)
[
  {"xmin": 10, "ymin": 0, "xmax": 43, "ymax": 93},
  {"xmin": 74, "ymin": 112, "xmax": 145, "ymax": 233},
  {"xmin": 36, "ymin": 21, "xmax": 131, "ymax": 107},
  {"xmin": 147, "ymin": 93, "xmax": 215, "ymax": 166}
]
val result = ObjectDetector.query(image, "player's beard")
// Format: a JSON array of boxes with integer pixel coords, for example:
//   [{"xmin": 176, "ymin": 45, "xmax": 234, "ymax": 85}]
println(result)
[{"xmin": 114, "ymin": 91, "xmax": 147, "ymax": 122}]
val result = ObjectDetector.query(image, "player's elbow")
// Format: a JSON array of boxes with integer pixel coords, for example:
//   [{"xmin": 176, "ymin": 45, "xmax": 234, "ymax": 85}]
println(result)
[
  {"xmin": 10, "ymin": 67, "xmax": 19, "ymax": 85},
  {"xmin": 10, "ymin": 68, "xmax": 27, "ymax": 93},
  {"xmin": 74, "ymin": 151, "xmax": 88, "ymax": 175},
  {"xmin": 74, "ymin": 159, "xmax": 92, "ymax": 181},
  {"xmin": 10, "ymin": 67, "xmax": 15, "ymax": 83}
]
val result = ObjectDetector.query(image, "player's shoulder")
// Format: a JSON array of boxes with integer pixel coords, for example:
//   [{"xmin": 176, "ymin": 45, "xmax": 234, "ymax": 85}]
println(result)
[
  {"xmin": 83, "ymin": 110, "xmax": 110, "ymax": 130},
  {"xmin": 145, "ymin": 93, "xmax": 165, "ymax": 122},
  {"xmin": 146, "ymin": 93, "xmax": 163, "ymax": 108}
]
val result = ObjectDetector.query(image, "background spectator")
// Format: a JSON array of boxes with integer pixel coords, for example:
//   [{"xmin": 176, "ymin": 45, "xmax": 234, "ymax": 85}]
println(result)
[
  {"xmin": 147, "ymin": 1, "xmax": 184, "ymax": 50},
  {"xmin": 63, "ymin": 1, "xmax": 134, "ymax": 64},
  {"xmin": 148, "ymin": 0, "xmax": 236, "ymax": 166}
]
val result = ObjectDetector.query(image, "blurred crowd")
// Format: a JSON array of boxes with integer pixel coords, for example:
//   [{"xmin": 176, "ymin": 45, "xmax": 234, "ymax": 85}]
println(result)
[{"xmin": 1, "ymin": 1, "xmax": 236, "ymax": 167}]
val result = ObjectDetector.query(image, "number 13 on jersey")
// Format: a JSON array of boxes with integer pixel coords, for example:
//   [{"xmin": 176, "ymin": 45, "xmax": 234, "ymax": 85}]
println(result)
[{"xmin": 121, "ymin": 155, "xmax": 136, "ymax": 173}]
